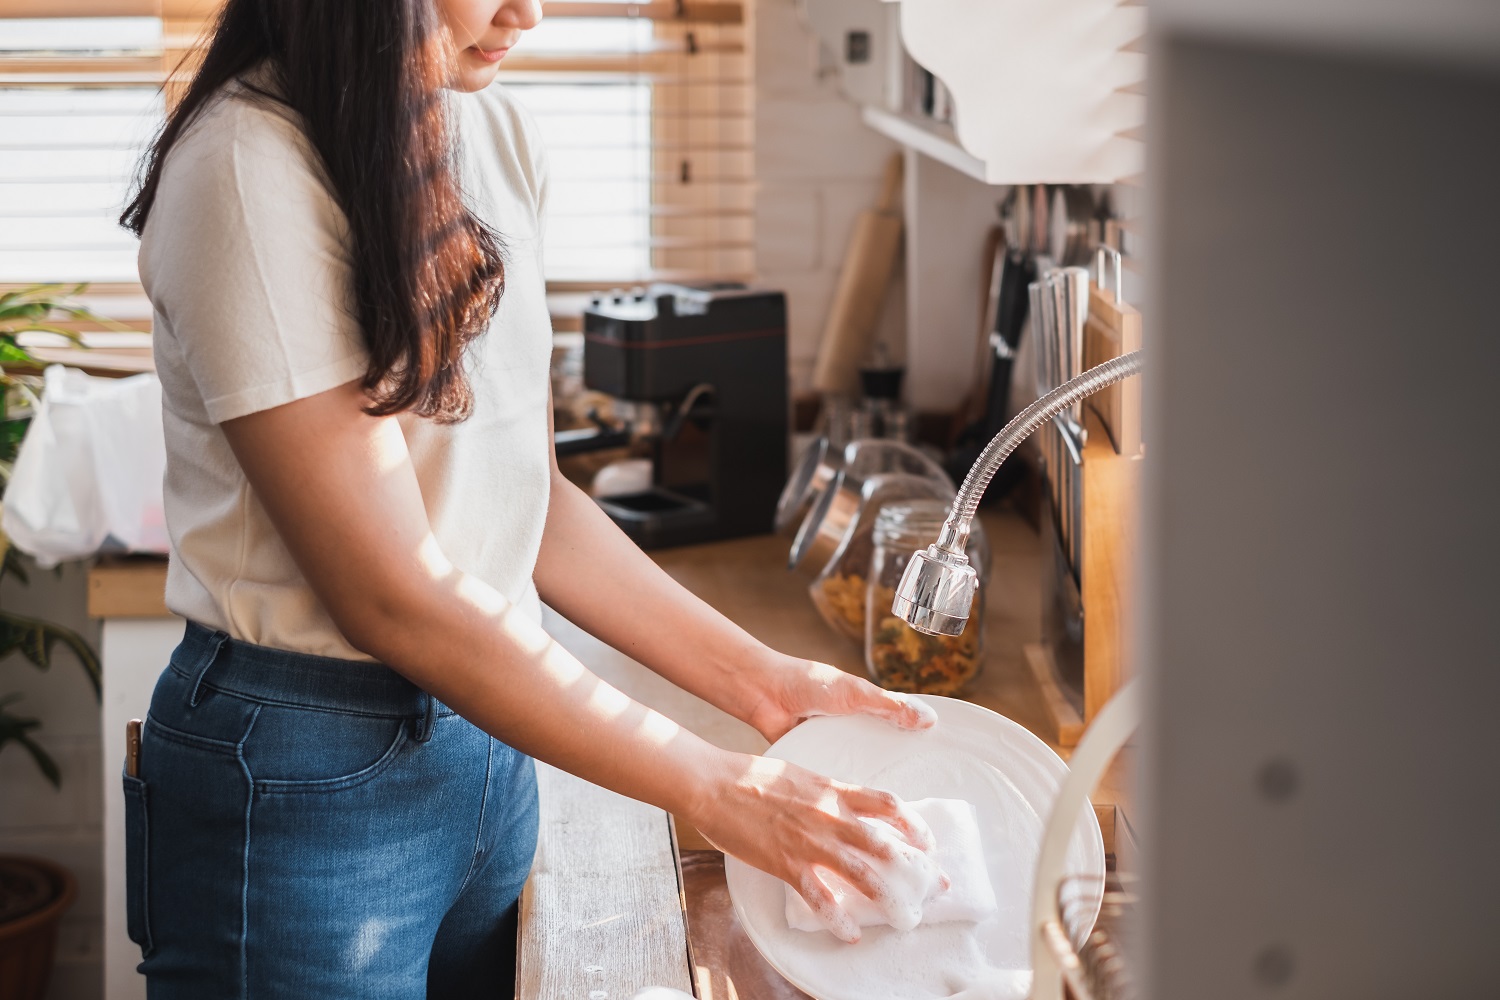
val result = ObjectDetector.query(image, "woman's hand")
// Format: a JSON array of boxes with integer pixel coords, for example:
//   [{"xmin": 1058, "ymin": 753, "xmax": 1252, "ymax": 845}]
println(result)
[
  {"xmin": 687, "ymin": 752, "xmax": 941, "ymax": 943},
  {"xmin": 740, "ymin": 651, "xmax": 938, "ymax": 744}
]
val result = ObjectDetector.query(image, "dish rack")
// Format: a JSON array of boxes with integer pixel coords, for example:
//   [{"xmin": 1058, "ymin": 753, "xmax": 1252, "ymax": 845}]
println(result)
[
  {"xmin": 1049, "ymin": 871, "xmax": 1139, "ymax": 1000},
  {"xmin": 1031, "ymin": 680, "xmax": 1142, "ymax": 1000}
]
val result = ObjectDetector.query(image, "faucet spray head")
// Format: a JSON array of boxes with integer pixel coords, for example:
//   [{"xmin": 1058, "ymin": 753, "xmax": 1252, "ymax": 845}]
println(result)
[
  {"xmin": 889, "ymin": 350, "xmax": 1147, "ymax": 637},
  {"xmin": 893, "ymin": 543, "xmax": 979, "ymax": 636}
]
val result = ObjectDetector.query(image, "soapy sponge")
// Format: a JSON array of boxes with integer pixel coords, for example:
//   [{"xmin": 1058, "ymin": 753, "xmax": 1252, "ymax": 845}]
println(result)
[{"xmin": 785, "ymin": 797, "xmax": 998, "ymax": 934}]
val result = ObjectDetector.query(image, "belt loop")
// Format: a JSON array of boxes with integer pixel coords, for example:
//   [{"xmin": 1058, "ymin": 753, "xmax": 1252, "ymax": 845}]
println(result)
[
  {"xmin": 187, "ymin": 630, "xmax": 230, "ymax": 708},
  {"xmin": 413, "ymin": 692, "xmax": 437, "ymax": 744}
]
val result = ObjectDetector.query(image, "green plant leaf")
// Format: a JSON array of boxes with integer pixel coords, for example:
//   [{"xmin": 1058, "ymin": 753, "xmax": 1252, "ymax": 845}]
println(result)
[
  {"xmin": 0, "ymin": 418, "xmax": 27, "ymax": 467},
  {"xmin": 0, "ymin": 282, "xmax": 122, "ymax": 350},
  {"xmin": 0, "ymin": 285, "xmax": 76, "ymax": 310},
  {"xmin": 0, "ymin": 610, "xmax": 102, "ymax": 699},
  {"xmin": 0, "ymin": 699, "xmax": 61, "ymax": 789},
  {"xmin": 14, "ymin": 733, "xmax": 61, "ymax": 788},
  {"xmin": 1, "ymin": 544, "xmax": 28, "ymax": 585},
  {"xmin": 5, "ymin": 324, "xmax": 88, "ymax": 346},
  {"xmin": 0, "ymin": 302, "xmax": 51, "ymax": 323}
]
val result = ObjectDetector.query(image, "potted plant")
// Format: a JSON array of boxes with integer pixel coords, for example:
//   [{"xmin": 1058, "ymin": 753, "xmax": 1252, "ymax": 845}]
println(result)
[{"xmin": 0, "ymin": 284, "xmax": 106, "ymax": 1000}]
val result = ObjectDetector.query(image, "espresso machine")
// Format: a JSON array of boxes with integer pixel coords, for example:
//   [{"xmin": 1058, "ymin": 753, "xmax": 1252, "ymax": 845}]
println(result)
[{"xmin": 562, "ymin": 282, "xmax": 788, "ymax": 548}]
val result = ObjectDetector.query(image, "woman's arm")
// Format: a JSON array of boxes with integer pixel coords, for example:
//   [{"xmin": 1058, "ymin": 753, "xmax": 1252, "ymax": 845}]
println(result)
[
  {"xmin": 536, "ymin": 462, "xmax": 933, "ymax": 744},
  {"xmin": 221, "ymin": 381, "xmax": 928, "ymax": 942}
]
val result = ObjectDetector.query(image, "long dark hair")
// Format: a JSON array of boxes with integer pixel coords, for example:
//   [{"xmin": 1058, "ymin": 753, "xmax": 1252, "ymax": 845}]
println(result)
[{"xmin": 123, "ymin": 0, "xmax": 504, "ymax": 422}]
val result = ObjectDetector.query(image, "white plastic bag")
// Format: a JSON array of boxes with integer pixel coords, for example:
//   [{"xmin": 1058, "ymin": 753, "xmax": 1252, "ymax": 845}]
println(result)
[{"xmin": 2, "ymin": 365, "xmax": 168, "ymax": 567}]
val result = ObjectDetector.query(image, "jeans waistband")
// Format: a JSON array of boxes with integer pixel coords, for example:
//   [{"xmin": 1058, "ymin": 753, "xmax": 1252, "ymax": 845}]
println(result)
[{"xmin": 169, "ymin": 621, "xmax": 455, "ymax": 722}]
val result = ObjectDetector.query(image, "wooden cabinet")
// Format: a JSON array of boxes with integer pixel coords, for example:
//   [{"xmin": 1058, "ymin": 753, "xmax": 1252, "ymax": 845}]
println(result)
[{"xmin": 90, "ymin": 560, "xmax": 179, "ymax": 1000}]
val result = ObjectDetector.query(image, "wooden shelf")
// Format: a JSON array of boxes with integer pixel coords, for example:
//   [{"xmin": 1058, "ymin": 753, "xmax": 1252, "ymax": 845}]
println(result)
[
  {"xmin": 860, "ymin": 106, "xmax": 993, "ymax": 184},
  {"xmin": 89, "ymin": 557, "xmax": 169, "ymax": 618}
]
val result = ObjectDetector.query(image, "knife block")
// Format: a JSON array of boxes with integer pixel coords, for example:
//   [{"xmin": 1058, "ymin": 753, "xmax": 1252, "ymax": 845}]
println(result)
[{"xmin": 1024, "ymin": 277, "xmax": 1144, "ymax": 747}]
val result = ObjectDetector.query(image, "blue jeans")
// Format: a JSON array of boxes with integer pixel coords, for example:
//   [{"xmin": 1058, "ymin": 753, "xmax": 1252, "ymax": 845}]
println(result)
[{"xmin": 124, "ymin": 622, "xmax": 540, "ymax": 999}]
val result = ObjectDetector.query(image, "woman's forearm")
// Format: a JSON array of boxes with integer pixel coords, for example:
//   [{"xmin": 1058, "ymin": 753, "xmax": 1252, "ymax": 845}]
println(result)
[
  {"xmin": 532, "ymin": 471, "xmax": 773, "ymax": 726},
  {"xmin": 349, "ymin": 556, "xmax": 933, "ymax": 942},
  {"xmin": 347, "ymin": 543, "xmax": 732, "ymax": 821}
]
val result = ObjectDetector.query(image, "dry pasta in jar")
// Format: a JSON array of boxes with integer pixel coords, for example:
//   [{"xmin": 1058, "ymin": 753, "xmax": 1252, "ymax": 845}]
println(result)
[{"xmin": 864, "ymin": 500, "xmax": 989, "ymax": 695}]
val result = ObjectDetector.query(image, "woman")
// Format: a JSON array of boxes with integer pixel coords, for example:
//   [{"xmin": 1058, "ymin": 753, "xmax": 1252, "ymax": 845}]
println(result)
[{"xmin": 120, "ymin": 0, "xmax": 936, "ymax": 996}]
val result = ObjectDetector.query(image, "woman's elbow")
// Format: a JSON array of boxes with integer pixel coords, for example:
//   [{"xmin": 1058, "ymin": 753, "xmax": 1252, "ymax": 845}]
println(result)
[
  {"xmin": 322, "ymin": 540, "xmax": 457, "ymax": 662},
  {"xmin": 324, "ymin": 577, "xmax": 430, "ymax": 665}
]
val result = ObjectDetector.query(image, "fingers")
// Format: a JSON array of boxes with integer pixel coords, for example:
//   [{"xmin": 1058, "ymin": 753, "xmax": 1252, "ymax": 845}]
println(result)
[
  {"xmin": 846, "ymin": 680, "xmax": 939, "ymax": 732},
  {"xmin": 828, "ymin": 849, "xmax": 924, "ymax": 933},
  {"xmin": 781, "ymin": 661, "xmax": 939, "ymax": 734},
  {"xmin": 845, "ymin": 785, "xmax": 935, "ymax": 852},
  {"xmin": 892, "ymin": 692, "xmax": 940, "ymax": 730},
  {"xmin": 819, "ymin": 810, "xmax": 945, "ymax": 933},
  {"xmin": 878, "ymin": 690, "xmax": 938, "ymax": 730},
  {"xmin": 798, "ymin": 869, "xmax": 861, "ymax": 943}
]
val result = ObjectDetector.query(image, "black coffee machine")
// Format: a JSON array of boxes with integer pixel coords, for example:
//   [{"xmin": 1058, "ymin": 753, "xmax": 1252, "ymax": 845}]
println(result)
[{"xmin": 567, "ymin": 282, "xmax": 788, "ymax": 548}]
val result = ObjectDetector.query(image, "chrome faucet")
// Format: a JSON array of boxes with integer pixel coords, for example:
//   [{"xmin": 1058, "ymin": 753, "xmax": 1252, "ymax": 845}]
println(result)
[{"xmin": 892, "ymin": 351, "xmax": 1145, "ymax": 635}]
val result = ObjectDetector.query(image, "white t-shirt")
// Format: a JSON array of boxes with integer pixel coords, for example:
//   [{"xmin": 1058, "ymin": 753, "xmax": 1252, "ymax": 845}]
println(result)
[{"xmin": 140, "ymin": 71, "xmax": 553, "ymax": 660}]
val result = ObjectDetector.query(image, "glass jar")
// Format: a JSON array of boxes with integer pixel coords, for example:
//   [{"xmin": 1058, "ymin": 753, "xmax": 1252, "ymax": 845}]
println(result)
[
  {"xmin": 808, "ymin": 474, "xmax": 953, "ymax": 642},
  {"xmin": 789, "ymin": 439, "xmax": 952, "ymax": 578},
  {"xmin": 864, "ymin": 499, "xmax": 990, "ymax": 695}
]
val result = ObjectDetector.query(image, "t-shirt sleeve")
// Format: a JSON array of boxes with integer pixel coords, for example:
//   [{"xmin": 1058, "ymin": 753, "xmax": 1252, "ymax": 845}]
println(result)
[{"xmin": 142, "ymin": 100, "xmax": 368, "ymax": 424}]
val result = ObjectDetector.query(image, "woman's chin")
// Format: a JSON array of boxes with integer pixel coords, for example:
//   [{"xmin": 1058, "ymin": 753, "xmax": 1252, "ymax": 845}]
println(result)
[{"xmin": 450, "ymin": 59, "xmax": 501, "ymax": 93}]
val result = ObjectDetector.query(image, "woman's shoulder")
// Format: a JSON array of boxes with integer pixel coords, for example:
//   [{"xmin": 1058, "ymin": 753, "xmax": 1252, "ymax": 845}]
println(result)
[
  {"xmin": 146, "ymin": 72, "xmax": 340, "ymax": 245},
  {"xmin": 139, "ymin": 68, "xmax": 346, "ymax": 299},
  {"xmin": 175, "ymin": 70, "xmax": 313, "ymax": 164}
]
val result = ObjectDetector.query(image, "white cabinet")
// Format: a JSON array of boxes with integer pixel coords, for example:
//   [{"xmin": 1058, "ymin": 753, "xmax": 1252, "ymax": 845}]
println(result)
[
  {"xmin": 100, "ymin": 615, "xmax": 182, "ymax": 1000},
  {"xmin": 801, "ymin": 0, "xmax": 1146, "ymax": 184},
  {"xmin": 794, "ymin": 0, "xmax": 1145, "ymax": 407}
]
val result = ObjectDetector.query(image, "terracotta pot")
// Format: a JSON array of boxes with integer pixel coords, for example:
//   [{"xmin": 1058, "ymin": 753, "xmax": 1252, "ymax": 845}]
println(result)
[{"xmin": 0, "ymin": 855, "xmax": 77, "ymax": 1000}]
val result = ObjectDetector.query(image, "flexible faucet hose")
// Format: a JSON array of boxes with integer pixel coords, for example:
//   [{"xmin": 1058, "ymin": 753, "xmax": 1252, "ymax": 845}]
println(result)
[{"xmin": 937, "ymin": 350, "xmax": 1145, "ymax": 553}]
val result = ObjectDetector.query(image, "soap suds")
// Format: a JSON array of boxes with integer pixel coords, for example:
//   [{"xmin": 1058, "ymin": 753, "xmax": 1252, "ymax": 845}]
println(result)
[
  {"xmin": 784, "ymin": 798, "xmax": 994, "ymax": 934},
  {"xmin": 899, "ymin": 694, "xmax": 941, "ymax": 729},
  {"xmin": 799, "ymin": 869, "xmax": 862, "ymax": 943},
  {"xmin": 791, "ymin": 818, "xmax": 940, "ymax": 934}
]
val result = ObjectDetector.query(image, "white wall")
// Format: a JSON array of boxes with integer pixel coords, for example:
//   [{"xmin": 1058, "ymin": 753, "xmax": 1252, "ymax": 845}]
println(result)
[
  {"xmin": 0, "ymin": 557, "xmax": 103, "ymax": 1000},
  {"xmin": 753, "ymin": 0, "xmax": 907, "ymax": 390}
]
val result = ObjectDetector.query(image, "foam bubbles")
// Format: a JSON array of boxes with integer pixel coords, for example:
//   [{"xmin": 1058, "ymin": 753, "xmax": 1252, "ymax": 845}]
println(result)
[
  {"xmin": 900, "ymin": 694, "xmax": 941, "ymax": 730},
  {"xmin": 785, "ymin": 798, "xmax": 996, "ymax": 935}
]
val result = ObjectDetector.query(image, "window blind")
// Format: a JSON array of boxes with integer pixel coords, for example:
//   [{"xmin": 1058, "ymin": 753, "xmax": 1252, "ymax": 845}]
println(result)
[
  {"xmin": 0, "ymin": 9, "xmax": 162, "ymax": 307},
  {"xmin": 1, "ymin": 0, "xmax": 753, "ymax": 325},
  {"xmin": 503, "ymin": 1, "xmax": 753, "ymax": 290}
]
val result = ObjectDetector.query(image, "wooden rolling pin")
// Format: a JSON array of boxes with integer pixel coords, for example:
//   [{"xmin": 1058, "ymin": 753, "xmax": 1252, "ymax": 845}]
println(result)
[{"xmin": 811, "ymin": 153, "xmax": 904, "ymax": 397}]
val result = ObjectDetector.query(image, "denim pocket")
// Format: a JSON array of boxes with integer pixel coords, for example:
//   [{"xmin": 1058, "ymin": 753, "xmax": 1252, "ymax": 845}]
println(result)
[
  {"xmin": 243, "ymin": 705, "xmax": 410, "ymax": 794},
  {"xmin": 122, "ymin": 773, "xmax": 153, "ymax": 957}
]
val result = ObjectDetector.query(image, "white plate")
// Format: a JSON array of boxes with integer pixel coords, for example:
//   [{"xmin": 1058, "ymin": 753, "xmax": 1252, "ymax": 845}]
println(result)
[{"xmin": 723, "ymin": 696, "xmax": 1104, "ymax": 1000}]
